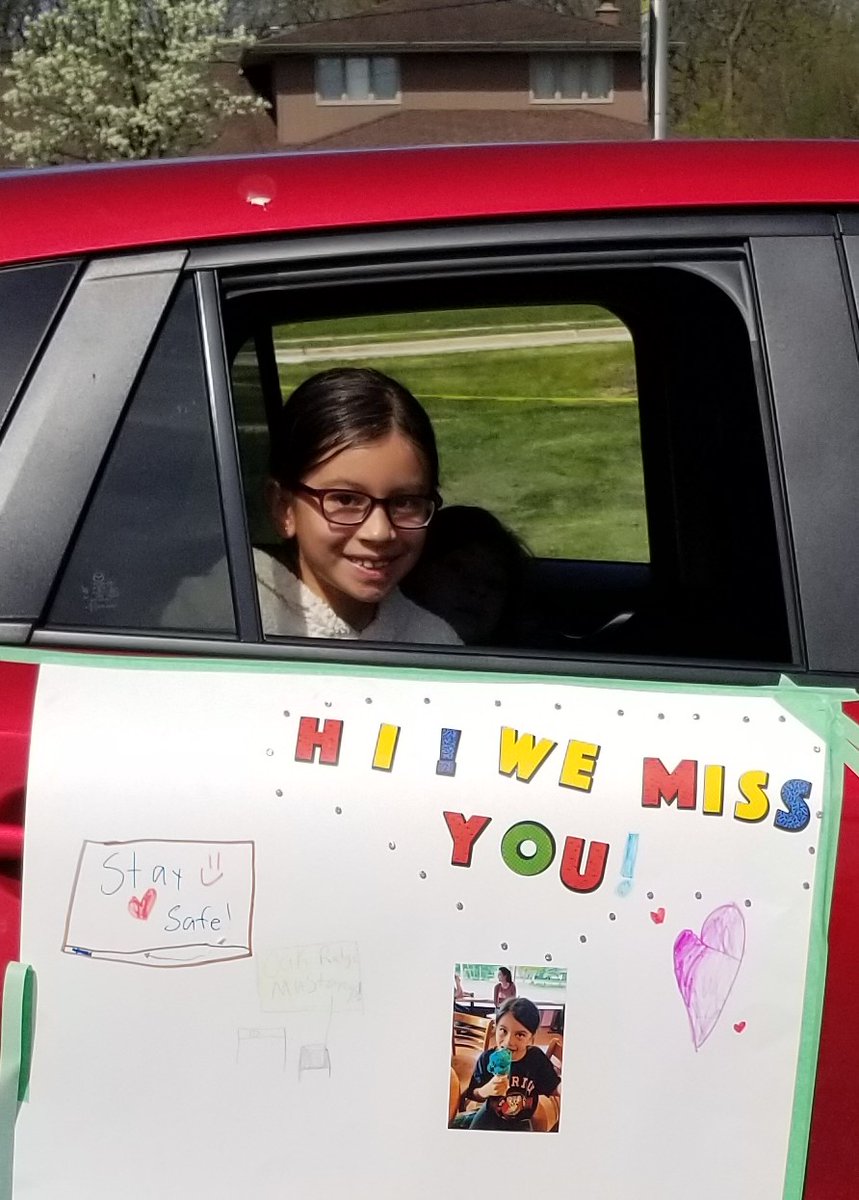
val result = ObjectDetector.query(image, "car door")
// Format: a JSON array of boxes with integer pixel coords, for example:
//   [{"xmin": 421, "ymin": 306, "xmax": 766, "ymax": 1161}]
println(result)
[{"xmin": 3, "ymin": 211, "xmax": 858, "ymax": 1198}]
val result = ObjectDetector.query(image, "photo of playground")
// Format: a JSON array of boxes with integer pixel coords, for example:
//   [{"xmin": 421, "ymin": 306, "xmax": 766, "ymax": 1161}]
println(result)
[{"xmin": 449, "ymin": 963, "xmax": 565, "ymax": 1133}]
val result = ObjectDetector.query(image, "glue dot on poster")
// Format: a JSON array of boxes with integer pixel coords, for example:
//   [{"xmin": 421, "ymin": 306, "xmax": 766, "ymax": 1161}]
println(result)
[
  {"xmin": 617, "ymin": 709, "xmax": 624, "ymax": 717},
  {"xmin": 324, "ymin": 701, "xmax": 332, "ymax": 708},
  {"xmin": 335, "ymin": 806, "xmax": 342, "ymax": 814},
  {"xmin": 695, "ymin": 891, "xmax": 702, "ymax": 899},
  {"xmin": 657, "ymin": 713, "xmax": 665, "ymax": 720},
  {"xmin": 692, "ymin": 713, "xmax": 700, "ymax": 721},
  {"xmin": 809, "ymin": 846, "xmax": 816, "ymax": 855},
  {"xmin": 456, "ymin": 902, "xmax": 464, "ymax": 911},
  {"xmin": 817, "ymin": 811, "xmax": 823, "ymax": 820},
  {"xmin": 744, "ymin": 899, "xmax": 752, "ymax": 907},
  {"xmin": 803, "ymin": 882, "xmax": 810, "ymax": 890},
  {"xmin": 283, "ymin": 710, "xmax": 290, "ymax": 717},
  {"xmin": 579, "ymin": 935, "xmax": 587, "ymax": 944},
  {"xmin": 275, "ymin": 789, "xmax": 283, "ymax": 797},
  {"xmin": 266, "ymin": 748, "xmax": 274, "ymax": 757},
  {"xmin": 388, "ymin": 841, "xmax": 396, "ymax": 850},
  {"xmin": 424, "ymin": 697, "xmax": 431, "ymax": 705},
  {"xmin": 743, "ymin": 716, "xmax": 750, "ymax": 723},
  {"xmin": 545, "ymin": 954, "xmax": 552, "ymax": 962},
  {"xmin": 419, "ymin": 870, "xmax": 427, "ymax": 879},
  {"xmin": 495, "ymin": 700, "xmax": 501, "ymax": 707},
  {"xmin": 365, "ymin": 697, "xmax": 373, "ymax": 705},
  {"xmin": 554, "ymin": 703, "xmax": 562, "ymax": 710},
  {"xmin": 609, "ymin": 913, "xmax": 617, "ymax": 921},
  {"xmin": 501, "ymin": 942, "xmax": 508, "ymax": 950},
  {"xmin": 647, "ymin": 891, "xmax": 654, "ymax": 900},
  {"xmin": 814, "ymin": 745, "xmax": 821, "ymax": 753},
  {"xmin": 779, "ymin": 715, "xmax": 786, "ymax": 722}
]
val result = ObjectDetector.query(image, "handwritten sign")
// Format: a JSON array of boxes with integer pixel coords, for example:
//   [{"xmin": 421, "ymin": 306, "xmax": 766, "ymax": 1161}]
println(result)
[
  {"xmin": 258, "ymin": 941, "xmax": 362, "ymax": 1012},
  {"xmin": 62, "ymin": 838, "xmax": 255, "ymax": 966}
]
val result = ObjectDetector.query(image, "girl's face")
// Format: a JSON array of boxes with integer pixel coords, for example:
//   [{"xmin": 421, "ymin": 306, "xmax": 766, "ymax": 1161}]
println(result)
[
  {"xmin": 271, "ymin": 431, "xmax": 431, "ymax": 629},
  {"xmin": 495, "ymin": 1012, "xmax": 534, "ymax": 1062}
]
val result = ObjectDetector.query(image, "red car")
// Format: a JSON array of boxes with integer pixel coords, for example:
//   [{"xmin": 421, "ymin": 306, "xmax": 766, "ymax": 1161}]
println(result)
[{"xmin": 1, "ymin": 141, "xmax": 858, "ymax": 1197}]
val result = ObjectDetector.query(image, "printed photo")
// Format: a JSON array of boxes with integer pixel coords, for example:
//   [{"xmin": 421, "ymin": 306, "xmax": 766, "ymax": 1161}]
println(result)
[{"xmin": 449, "ymin": 962, "xmax": 565, "ymax": 1132}]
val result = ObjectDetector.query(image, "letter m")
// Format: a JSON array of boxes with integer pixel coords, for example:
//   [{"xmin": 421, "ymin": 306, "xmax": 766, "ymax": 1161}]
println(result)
[{"xmin": 641, "ymin": 758, "xmax": 697, "ymax": 809}]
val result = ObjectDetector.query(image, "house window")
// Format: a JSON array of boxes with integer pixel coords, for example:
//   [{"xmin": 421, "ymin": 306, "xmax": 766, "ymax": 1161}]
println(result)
[
  {"xmin": 315, "ymin": 55, "xmax": 400, "ymax": 103},
  {"xmin": 530, "ymin": 53, "xmax": 613, "ymax": 102}
]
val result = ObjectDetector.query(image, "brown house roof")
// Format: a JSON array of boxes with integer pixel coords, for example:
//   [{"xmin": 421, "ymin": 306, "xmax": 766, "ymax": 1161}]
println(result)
[
  {"xmin": 245, "ymin": 0, "xmax": 639, "ymax": 60},
  {"xmin": 300, "ymin": 105, "xmax": 650, "ymax": 148}
]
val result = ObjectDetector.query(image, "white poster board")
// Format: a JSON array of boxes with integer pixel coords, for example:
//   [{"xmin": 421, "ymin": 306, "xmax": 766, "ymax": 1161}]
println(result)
[{"xmin": 13, "ymin": 661, "xmax": 831, "ymax": 1199}]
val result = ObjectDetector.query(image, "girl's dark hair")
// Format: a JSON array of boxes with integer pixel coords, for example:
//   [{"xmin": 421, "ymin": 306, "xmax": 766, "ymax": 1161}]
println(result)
[
  {"xmin": 498, "ymin": 966, "xmax": 513, "ymax": 984},
  {"xmin": 419, "ymin": 506, "xmax": 530, "ymax": 572},
  {"xmin": 497, "ymin": 996, "xmax": 540, "ymax": 1034},
  {"xmin": 269, "ymin": 367, "xmax": 439, "ymax": 489}
]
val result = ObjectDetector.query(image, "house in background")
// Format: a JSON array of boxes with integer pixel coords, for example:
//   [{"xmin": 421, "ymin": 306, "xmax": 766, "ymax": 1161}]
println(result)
[{"xmin": 241, "ymin": 0, "xmax": 648, "ymax": 149}]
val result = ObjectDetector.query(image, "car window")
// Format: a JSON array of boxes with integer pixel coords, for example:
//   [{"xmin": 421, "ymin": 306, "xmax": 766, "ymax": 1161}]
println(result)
[
  {"xmin": 46, "ymin": 279, "xmax": 236, "ymax": 636},
  {"xmin": 224, "ymin": 260, "xmax": 792, "ymax": 664},
  {"xmin": 0, "ymin": 260, "xmax": 79, "ymax": 435}
]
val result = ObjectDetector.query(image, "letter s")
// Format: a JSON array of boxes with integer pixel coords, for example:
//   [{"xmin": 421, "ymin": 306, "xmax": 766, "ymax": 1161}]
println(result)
[{"xmin": 775, "ymin": 779, "xmax": 812, "ymax": 833}]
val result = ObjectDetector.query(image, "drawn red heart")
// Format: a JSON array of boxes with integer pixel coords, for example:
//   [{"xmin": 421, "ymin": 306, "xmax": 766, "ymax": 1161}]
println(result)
[
  {"xmin": 650, "ymin": 907, "xmax": 666, "ymax": 924},
  {"xmin": 733, "ymin": 1021, "xmax": 747, "ymax": 1033},
  {"xmin": 128, "ymin": 888, "xmax": 157, "ymax": 920}
]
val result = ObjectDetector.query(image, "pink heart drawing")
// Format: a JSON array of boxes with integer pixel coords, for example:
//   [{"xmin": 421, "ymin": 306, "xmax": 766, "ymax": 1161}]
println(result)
[
  {"xmin": 733, "ymin": 1021, "xmax": 747, "ymax": 1033},
  {"xmin": 674, "ymin": 903, "xmax": 745, "ymax": 1050},
  {"xmin": 127, "ymin": 888, "xmax": 157, "ymax": 920},
  {"xmin": 650, "ymin": 907, "xmax": 666, "ymax": 924}
]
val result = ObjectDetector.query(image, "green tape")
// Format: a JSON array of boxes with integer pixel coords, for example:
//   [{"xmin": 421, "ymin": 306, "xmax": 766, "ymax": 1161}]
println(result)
[{"xmin": 0, "ymin": 963, "xmax": 35, "ymax": 1200}]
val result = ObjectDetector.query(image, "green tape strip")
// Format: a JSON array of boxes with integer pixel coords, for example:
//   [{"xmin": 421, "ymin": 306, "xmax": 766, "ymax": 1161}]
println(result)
[{"xmin": 0, "ymin": 963, "xmax": 35, "ymax": 1200}]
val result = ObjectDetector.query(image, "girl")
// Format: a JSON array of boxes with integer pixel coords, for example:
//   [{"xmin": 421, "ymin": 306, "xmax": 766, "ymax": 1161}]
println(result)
[
  {"xmin": 257, "ymin": 367, "xmax": 460, "ymax": 643},
  {"xmin": 493, "ymin": 966, "xmax": 516, "ymax": 1010},
  {"xmin": 462, "ymin": 997, "xmax": 560, "ymax": 1131}
]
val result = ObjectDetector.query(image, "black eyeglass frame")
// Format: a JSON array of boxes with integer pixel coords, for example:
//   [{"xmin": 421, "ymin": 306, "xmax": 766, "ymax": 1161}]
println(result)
[{"xmin": 293, "ymin": 482, "xmax": 442, "ymax": 529}]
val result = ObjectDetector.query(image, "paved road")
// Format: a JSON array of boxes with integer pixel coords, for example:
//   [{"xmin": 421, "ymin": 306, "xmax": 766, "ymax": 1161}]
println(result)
[{"xmin": 273, "ymin": 324, "xmax": 630, "ymax": 364}]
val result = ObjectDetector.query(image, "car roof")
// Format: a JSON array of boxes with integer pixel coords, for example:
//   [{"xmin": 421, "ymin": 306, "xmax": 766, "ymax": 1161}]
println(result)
[{"xmin": 2, "ymin": 140, "xmax": 859, "ymax": 266}]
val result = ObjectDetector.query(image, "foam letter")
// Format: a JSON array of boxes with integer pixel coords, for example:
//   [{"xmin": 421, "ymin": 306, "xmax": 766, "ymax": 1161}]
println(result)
[
  {"xmin": 443, "ymin": 812, "xmax": 492, "ymax": 867},
  {"xmin": 500, "ymin": 821, "xmax": 556, "ymax": 877},
  {"xmin": 734, "ymin": 770, "xmax": 770, "ymax": 823},
  {"xmin": 372, "ymin": 724, "xmax": 400, "ymax": 772},
  {"xmin": 775, "ymin": 779, "xmax": 812, "ymax": 832},
  {"xmin": 702, "ymin": 764, "xmax": 725, "ymax": 816},
  {"xmin": 559, "ymin": 837, "xmax": 610, "ymax": 893},
  {"xmin": 641, "ymin": 759, "xmax": 698, "ymax": 809},
  {"xmin": 499, "ymin": 727, "xmax": 556, "ymax": 782},
  {"xmin": 295, "ymin": 716, "xmax": 343, "ymax": 765},
  {"xmin": 558, "ymin": 739, "xmax": 601, "ymax": 792}
]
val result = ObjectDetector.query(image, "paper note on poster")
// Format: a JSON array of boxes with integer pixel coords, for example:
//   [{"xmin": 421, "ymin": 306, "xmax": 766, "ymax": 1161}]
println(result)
[
  {"xmin": 258, "ymin": 941, "xmax": 362, "ymax": 1012},
  {"xmin": 63, "ymin": 838, "xmax": 255, "ymax": 966}
]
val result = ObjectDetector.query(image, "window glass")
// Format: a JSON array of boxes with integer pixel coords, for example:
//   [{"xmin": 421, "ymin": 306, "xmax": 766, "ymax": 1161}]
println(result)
[
  {"xmin": 315, "ymin": 54, "xmax": 400, "ymax": 101},
  {"xmin": 47, "ymin": 279, "xmax": 235, "ymax": 636},
  {"xmin": 373, "ymin": 56, "xmax": 399, "ymax": 100},
  {"xmin": 531, "ymin": 53, "xmax": 613, "ymax": 101},
  {"xmin": 225, "ymin": 267, "xmax": 789, "ymax": 664},
  {"xmin": 345, "ymin": 55, "xmax": 370, "ymax": 100},
  {"xmin": 0, "ymin": 260, "xmax": 78, "ymax": 434},
  {"xmin": 316, "ymin": 56, "xmax": 343, "ymax": 100}
]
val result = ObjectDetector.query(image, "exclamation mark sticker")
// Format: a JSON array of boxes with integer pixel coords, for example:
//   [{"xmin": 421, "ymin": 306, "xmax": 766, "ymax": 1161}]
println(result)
[
  {"xmin": 616, "ymin": 833, "xmax": 639, "ymax": 897},
  {"xmin": 372, "ymin": 724, "xmax": 401, "ymax": 772},
  {"xmin": 436, "ymin": 728, "xmax": 462, "ymax": 777}
]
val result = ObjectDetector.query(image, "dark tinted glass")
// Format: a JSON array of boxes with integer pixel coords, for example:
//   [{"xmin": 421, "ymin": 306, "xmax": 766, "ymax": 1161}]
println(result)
[
  {"xmin": 0, "ymin": 260, "xmax": 78, "ymax": 432},
  {"xmin": 48, "ymin": 279, "xmax": 235, "ymax": 635}
]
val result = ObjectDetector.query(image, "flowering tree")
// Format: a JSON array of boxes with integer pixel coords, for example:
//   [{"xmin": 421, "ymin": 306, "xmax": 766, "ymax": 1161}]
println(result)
[{"xmin": 0, "ymin": 0, "xmax": 264, "ymax": 165}]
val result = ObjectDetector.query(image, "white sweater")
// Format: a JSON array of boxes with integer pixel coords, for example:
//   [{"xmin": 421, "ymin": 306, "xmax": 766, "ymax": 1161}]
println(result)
[{"xmin": 253, "ymin": 549, "xmax": 461, "ymax": 644}]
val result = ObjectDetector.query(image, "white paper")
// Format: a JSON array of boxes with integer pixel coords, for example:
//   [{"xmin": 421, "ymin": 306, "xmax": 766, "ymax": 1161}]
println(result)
[{"xmin": 14, "ymin": 663, "xmax": 828, "ymax": 1200}]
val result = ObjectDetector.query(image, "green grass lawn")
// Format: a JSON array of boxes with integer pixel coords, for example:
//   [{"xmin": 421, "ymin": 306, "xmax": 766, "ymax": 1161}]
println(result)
[{"xmin": 232, "ymin": 314, "xmax": 648, "ymax": 562}]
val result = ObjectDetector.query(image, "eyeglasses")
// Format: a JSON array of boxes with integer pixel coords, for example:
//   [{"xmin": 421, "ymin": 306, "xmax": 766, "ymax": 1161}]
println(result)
[{"xmin": 294, "ymin": 483, "xmax": 440, "ymax": 529}]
